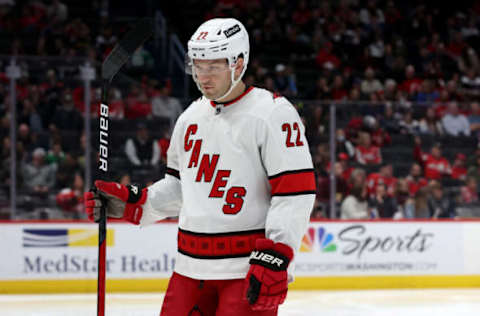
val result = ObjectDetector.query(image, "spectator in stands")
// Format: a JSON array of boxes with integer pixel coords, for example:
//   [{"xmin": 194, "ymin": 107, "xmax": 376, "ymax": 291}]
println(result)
[
  {"xmin": 96, "ymin": 25, "xmax": 117, "ymax": 58},
  {"xmin": 418, "ymin": 107, "xmax": 444, "ymax": 135},
  {"xmin": 380, "ymin": 104, "xmax": 401, "ymax": 133},
  {"xmin": 399, "ymin": 64, "xmax": 422, "ymax": 96},
  {"xmin": 64, "ymin": 18, "xmax": 90, "ymax": 52},
  {"xmin": 56, "ymin": 171, "xmax": 84, "ymax": 219},
  {"xmin": 151, "ymin": 80, "xmax": 183, "ymax": 127},
  {"xmin": 460, "ymin": 68, "xmax": 480, "ymax": 98},
  {"xmin": 307, "ymin": 77, "xmax": 330, "ymax": 100},
  {"xmin": 341, "ymin": 170, "xmax": 372, "ymax": 219},
  {"xmin": 410, "ymin": 186, "xmax": 429, "ymax": 218},
  {"xmin": 444, "ymin": 80, "xmax": 463, "ymax": 102},
  {"xmin": 460, "ymin": 176, "xmax": 478, "ymax": 204},
  {"xmin": 49, "ymin": 92, "xmax": 83, "ymax": 133},
  {"xmin": 315, "ymin": 41, "xmax": 341, "ymax": 70},
  {"xmin": 313, "ymin": 143, "xmax": 329, "ymax": 173},
  {"xmin": 468, "ymin": 101, "xmax": 480, "ymax": 138},
  {"xmin": 18, "ymin": 98, "xmax": 43, "ymax": 133},
  {"xmin": 21, "ymin": 147, "xmax": 56, "ymax": 196},
  {"xmin": 364, "ymin": 115, "xmax": 392, "ymax": 147},
  {"xmin": 467, "ymin": 147, "xmax": 480, "ymax": 169},
  {"xmin": 467, "ymin": 152, "xmax": 480, "ymax": 183},
  {"xmin": 451, "ymin": 153, "xmax": 468, "ymax": 180},
  {"xmin": 76, "ymin": 132, "xmax": 89, "ymax": 170},
  {"xmin": 45, "ymin": 141, "xmax": 65, "ymax": 165},
  {"xmin": 369, "ymin": 33, "xmax": 385, "ymax": 66},
  {"xmin": 355, "ymin": 131, "xmax": 382, "ymax": 165},
  {"xmin": 304, "ymin": 105, "xmax": 329, "ymax": 142},
  {"xmin": 19, "ymin": 4, "xmax": 44, "ymax": 32},
  {"xmin": 0, "ymin": 136, "xmax": 9, "ymax": 185},
  {"xmin": 130, "ymin": 45, "xmax": 155, "ymax": 70},
  {"xmin": 441, "ymin": 102, "xmax": 471, "ymax": 136},
  {"xmin": 359, "ymin": 0, "xmax": 385, "ymax": 26},
  {"xmin": 360, "ymin": 67, "xmax": 383, "ymax": 96},
  {"xmin": 330, "ymin": 75, "xmax": 348, "ymax": 100},
  {"xmin": 338, "ymin": 152, "xmax": 354, "ymax": 183},
  {"xmin": 398, "ymin": 109, "xmax": 420, "ymax": 134},
  {"xmin": 273, "ymin": 64, "xmax": 298, "ymax": 97},
  {"xmin": 1, "ymin": 136, "xmax": 25, "ymax": 189},
  {"xmin": 125, "ymin": 123, "xmax": 161, "ymax": 169},
  {"xmin": 394, "ymin": 178, "xmax": 414, "ymax": 218},
  {"xmin": 336, "ymin": 129, "xmax": 355, "ymax": 159},
  {"xmin": 367, "ymin": 163, "xmax": 397, "ymax": 197},
  {"xmin": 55, "ymin": 152, "xmax": 80, "ymax": 190},
  {"xmin": 382, "ymin": 79, "xmax": 398, "ymax": 101},
  {"xmin": 316, "ymin": 161, "xmax": 349, "ymax": 215},
  {"xmin": 414, "ymin": 137, "xmax": 451, "ymax": 179},
  {"xmin": 406, "ymin": 163, "xmax": 428, "ymax": 196},
  {"xmin": 125, "ymin": 85, "xmax": 152, "ymax": 119},
  {"xmin": 368, "ymin": 182, "xmax": 397, "ymax": 218},
  {"xmin": 157, "ymin": 126, "xmax": 171, "ymax": 164},
  {"xmin": 415, "ymin": 79, "xmax": 440, "ymax": 103},
  {"xmin": 17, "ymin": 123, "xmax": 37, "ymax": 153},
  {"xmin": 47, "ymin": 0, "xmax": 68, "ymax": 26},
  {"xmin": 428, "ymin": 181, "xmax": 456, "ymax": 218},
  {"xmin": 106, "ymin": 88, "xmax": 125, "ymax": 120},
  {"xmin": 1, "ymin": 136, "xmax": 10, "ymax": 164}
]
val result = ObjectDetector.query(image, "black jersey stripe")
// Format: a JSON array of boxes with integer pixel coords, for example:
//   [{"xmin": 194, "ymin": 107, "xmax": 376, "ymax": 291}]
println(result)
[
  {"xmin": 272, "ymin": 190, "xmax": 317, "ymax": 197},
  {"xmin": 166, "ymin": 167, "xmax": 180, "ymax": 179},
  {"xmin": 268, "ymin": 168, "xmax": 315, "ymax": 180},
  {"xmin": 178, "ymin": 249, "xmax": 252, "ymax": 260},
  {"xmin": 178, "ymin": 228, "xmax": 265, "ymax": 237}
]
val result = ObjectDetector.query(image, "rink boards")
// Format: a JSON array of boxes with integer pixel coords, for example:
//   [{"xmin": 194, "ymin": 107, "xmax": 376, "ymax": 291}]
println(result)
[{"xmin": 0, "ymin": 220, "xmax": 479, "ymax": 294}]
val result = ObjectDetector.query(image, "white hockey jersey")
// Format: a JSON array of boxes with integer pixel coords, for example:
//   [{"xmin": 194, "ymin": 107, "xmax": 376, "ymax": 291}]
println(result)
[{"xmin": 140, "ymin": 86, "xmax": 316, "ymax": 280}]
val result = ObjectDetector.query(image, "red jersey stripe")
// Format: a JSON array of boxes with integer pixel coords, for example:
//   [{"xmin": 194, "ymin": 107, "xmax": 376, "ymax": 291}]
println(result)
[{"xmin": 269, "ymin": 170, "xmax": 316, "ymax": 196}]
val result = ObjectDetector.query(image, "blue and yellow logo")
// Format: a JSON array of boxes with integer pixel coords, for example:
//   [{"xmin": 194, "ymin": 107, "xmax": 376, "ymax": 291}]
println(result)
[{"xmin": 23, "ymin": 229, "xmax": 114, "ymax": 247}]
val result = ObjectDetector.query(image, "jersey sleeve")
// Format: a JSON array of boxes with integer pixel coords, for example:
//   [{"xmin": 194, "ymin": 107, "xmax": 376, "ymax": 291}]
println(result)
[
  {"xmin": 140, "ymin": 118, "xmax": 183, "ymax": 225},
  {"xmin": 258, "ymin": 97, "xmax": 315, "ymax": 267}
]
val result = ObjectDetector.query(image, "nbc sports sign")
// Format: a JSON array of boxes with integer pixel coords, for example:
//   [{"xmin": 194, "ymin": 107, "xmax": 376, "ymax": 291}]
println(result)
[{"xmin": 295, "ymin": 221, "xmax": 480, "ymax": 276}]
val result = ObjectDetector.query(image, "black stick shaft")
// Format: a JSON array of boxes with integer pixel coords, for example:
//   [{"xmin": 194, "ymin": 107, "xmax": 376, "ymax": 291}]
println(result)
[{"xmin": 97, "ymin": 80, "xmax": 110, "ymax": 316}]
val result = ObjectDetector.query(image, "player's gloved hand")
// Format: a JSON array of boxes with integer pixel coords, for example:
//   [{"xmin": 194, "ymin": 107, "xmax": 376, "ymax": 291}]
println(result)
[
  {"xmin": 84, "ymin": 180, "xmax": 147, "ymax": 225},
  {"xmin": 245, "ymin": 238, "xmax": 293, "ymax": 311}
]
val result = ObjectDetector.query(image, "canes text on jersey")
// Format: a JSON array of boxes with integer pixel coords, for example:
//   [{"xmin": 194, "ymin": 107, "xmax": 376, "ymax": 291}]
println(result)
[
  {"xmin": 99, "ymin": 103, "xmax": 109, "ymax": 172},
  {"xmin": 184, "ymin": 124, "xmax": 246, "ymax": 214}
]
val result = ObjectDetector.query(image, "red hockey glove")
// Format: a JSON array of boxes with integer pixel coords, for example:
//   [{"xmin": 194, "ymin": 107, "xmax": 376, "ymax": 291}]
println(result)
[
  {"xmin": 84, "ymin": 180, "xmax": 147, "ymax": 225},
  {"xmin": 245, "ymin": 238, "xmax": 294, "ymax": 311}
]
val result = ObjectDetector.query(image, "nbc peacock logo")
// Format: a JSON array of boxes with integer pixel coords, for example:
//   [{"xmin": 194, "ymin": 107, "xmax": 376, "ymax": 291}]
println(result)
[{"xmin": 300, "ymin": 227, "xmax": 337, "ymax": 252}]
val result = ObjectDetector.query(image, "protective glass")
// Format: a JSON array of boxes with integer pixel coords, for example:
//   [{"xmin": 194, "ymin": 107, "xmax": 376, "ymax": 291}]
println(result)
[{"xmin": 185, "ymin": 55, "xmax": 230, "ymax": 76}]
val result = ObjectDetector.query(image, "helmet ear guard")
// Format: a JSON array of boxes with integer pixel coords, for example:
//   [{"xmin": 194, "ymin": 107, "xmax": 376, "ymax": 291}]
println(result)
[{"xmin": 186, "ymin": 18, "xmax": 250, "ymax": 101}]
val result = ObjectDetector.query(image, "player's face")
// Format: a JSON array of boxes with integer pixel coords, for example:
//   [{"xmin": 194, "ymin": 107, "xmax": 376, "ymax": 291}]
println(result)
[{"xmin": 194, "ymin": 59, "xmax": 231, "ymax": 99}]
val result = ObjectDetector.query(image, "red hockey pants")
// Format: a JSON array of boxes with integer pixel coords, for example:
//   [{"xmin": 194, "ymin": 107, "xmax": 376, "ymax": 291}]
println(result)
[{"xmin": 159, "ymin": 272, "xmax": 278, "ymax": 316}]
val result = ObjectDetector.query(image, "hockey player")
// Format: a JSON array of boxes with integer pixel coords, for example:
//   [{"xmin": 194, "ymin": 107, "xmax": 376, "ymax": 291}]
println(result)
[{"xmin": 84, "ymin": 18, "xmax": 315, "ymax": 315}]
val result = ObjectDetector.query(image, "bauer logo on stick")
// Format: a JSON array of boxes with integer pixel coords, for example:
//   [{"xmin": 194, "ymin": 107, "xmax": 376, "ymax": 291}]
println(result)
[
  {"xmin": 99, "ymin": 103, "xmax": 109, "ymax": 172},
  {"xmin": 223, "ymin": 24, "xmax": 240, "ymax": 38}
]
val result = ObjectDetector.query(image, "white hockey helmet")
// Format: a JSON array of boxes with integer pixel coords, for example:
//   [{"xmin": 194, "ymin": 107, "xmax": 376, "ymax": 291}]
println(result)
[{"xmin": 186, "ymin": 18, "xmax": 250, "ymax": 101}]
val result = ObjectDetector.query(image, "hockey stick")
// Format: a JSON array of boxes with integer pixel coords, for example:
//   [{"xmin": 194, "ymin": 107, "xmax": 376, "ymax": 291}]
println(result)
[{"xmin": 97, "ymin": 17, "xmax": 153, "ymax": 316}]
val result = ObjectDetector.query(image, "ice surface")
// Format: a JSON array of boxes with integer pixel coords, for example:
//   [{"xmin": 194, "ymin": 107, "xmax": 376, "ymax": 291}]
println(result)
[{"xmin": 1, "ymin": 289, "xmax": 480, "ymax": 316}]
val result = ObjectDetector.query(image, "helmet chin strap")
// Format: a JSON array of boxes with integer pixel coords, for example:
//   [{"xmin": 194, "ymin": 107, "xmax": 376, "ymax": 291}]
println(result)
[{"xmin": 212, "ymin": 69, "xmax": 240, "ymax": 102}]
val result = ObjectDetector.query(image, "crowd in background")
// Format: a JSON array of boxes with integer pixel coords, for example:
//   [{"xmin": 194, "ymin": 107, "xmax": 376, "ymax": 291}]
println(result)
[{"xmin": 1, "ymin": 0, "xmax": 480, "ymax": 220}]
